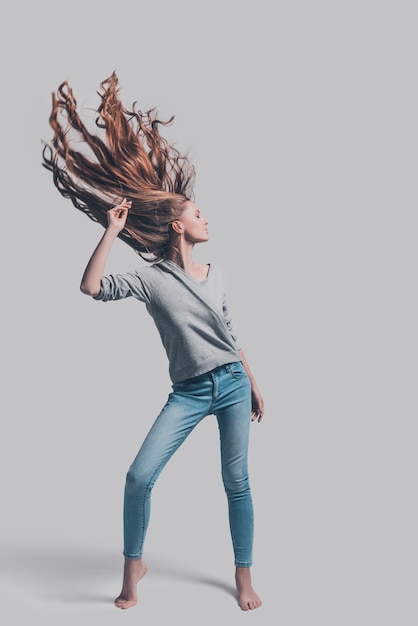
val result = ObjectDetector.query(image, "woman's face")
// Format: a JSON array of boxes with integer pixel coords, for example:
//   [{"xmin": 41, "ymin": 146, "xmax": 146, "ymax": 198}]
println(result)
[{"xmin": 177, "ymin": 201, "xmax": 209, "ymax": 243}]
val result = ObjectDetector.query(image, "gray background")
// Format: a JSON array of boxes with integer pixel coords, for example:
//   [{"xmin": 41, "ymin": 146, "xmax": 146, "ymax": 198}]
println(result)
[{"xmin": 0, "ymin": 1, "xmax": 416, "ymax": 624}]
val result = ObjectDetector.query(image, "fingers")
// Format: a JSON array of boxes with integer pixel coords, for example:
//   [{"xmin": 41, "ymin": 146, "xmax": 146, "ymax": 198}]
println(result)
[
  {"xmin": 114, "ymin": 206, "xmax": 129, "ymax": 219},
  {"xmin": 251, "ymin": 408, "xmax": 264, "ymax": 423},
  {"xmin": 114, "ymin": 197, "xmax": 132, "ymax": 213},
  {"xmin": 107, "ymin": 198, "xmax": 131, "ymax": 229}
]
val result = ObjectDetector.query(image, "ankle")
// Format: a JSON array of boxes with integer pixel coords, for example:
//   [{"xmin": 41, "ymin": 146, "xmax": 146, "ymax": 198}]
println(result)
[{"xmin": 235, "ymin": 566, "xmax": 251, "ymax": 580}]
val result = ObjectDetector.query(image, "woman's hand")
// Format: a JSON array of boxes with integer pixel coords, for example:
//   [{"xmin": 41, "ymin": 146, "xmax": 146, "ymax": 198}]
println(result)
[
  {"xmin": 251, "ymin": 386, "xmax": 265, "ymax": 423},
  {"xmin": 238, "ymin": 348, "xmax": 264, "ymax": 423},
  {"xmin": 107, "ymin": 198, "xmax": 131, "ymax": 232}
]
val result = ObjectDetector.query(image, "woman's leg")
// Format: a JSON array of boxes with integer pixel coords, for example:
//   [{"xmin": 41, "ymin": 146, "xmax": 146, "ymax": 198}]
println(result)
[
  {"xmin": 115, "ymin": 382, "xmax": 212, "ymax": 609},
  {"xmin": 214, "ymin": 363, "xmax": 262, "ymax": 610}
]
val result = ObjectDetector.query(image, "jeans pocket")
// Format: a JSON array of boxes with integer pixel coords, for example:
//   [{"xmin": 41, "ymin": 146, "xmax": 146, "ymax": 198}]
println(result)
[{"xmin": 227, "ymin": 361, "xmax": 247, "ymax": 379}]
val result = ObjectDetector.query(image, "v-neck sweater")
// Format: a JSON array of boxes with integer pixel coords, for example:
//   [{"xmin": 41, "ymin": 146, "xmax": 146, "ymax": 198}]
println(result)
[{"xmin": 94, "ymin": 260, "xmax": 241, "ymax": 383}]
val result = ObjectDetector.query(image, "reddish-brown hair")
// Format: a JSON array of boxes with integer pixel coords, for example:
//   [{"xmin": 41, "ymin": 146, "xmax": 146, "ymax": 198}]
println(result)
[{"xmin": 42, "ymin": 71, "xmax": 196, "ymax": 261}]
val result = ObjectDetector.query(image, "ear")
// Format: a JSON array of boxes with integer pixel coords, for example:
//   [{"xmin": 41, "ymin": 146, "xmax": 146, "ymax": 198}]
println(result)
[{"xmin": 171, "ymin": 220, "xmax": 183, "ymax": 234}]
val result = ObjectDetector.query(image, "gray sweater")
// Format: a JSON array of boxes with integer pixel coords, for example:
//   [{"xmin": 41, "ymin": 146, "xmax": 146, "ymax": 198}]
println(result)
[{"xmin": 94, "ymin": 259, "xmax": 241, "ymax": 383}]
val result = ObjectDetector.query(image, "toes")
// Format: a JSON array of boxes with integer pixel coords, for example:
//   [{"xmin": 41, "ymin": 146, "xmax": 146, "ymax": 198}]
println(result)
[
  {"xmin": 114, "ymin": 596, "xmax": 137, "ymax": 610},
  {"xmin": 239, "ymin": 596, "xmax": 262, "ymax": 611}
]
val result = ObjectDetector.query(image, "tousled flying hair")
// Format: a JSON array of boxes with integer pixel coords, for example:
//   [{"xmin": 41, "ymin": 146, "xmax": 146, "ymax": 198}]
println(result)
[{"xmin": 42, "ymin": 71, "xmax": 196, "ymax": 262}]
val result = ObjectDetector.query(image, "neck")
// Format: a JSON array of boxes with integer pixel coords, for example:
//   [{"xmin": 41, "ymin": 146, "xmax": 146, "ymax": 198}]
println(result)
[{"xmin": 166, "ymin": 240, "xmax": 195, "ymax": 272}]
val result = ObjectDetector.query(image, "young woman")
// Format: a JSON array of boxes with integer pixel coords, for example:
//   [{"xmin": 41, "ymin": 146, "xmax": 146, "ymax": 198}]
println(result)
[{"xmin": 42, "ymin": 72, "xmax": 264, "ymax": 611}]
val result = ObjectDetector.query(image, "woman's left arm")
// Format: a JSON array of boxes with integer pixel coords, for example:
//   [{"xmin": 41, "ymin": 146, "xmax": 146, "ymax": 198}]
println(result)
[{"xmin": 239, "ymin": 348, "xmax": 264, "ymax": 422}]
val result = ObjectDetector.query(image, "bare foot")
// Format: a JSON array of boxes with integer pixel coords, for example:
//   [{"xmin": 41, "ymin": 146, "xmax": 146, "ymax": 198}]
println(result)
[
  {"xmin": 235, "ymin": 567, "xmax": 262, "ymax": 611},
  {"xmin": 114, "ymin": 557, "xmax": 148, "ymax": 609}
]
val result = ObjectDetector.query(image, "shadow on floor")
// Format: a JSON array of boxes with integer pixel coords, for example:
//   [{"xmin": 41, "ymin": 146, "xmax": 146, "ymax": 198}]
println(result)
[{"xmin": 0, "ymin": 541, "xmax": 236, "ymax": 605}]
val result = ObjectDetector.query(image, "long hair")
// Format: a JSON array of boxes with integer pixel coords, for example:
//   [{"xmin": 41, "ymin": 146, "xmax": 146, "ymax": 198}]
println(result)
[{"xmin": 42, "ymin": 71, "xmax": 196, "ymax": 262}]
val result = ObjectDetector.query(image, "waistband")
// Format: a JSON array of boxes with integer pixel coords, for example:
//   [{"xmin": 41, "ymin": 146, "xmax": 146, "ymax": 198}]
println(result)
[{"xmin": 175, "ymin": 360, "xmax": 242, "ymax": 385}]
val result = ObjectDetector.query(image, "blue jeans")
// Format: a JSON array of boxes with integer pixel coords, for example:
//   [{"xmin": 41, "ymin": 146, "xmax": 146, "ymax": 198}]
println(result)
[{"xmin": 123, "ymin": 361, "xmax": 254, "ymax": 568}]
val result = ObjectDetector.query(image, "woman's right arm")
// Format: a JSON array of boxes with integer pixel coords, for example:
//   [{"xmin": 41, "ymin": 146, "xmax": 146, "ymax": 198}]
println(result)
[{"xmin": 80, "ymin": 199, "xmax": 131, "ymax": 297}]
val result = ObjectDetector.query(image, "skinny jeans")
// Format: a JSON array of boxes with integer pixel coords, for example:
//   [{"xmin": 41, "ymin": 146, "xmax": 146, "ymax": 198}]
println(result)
[{"xmin": 123, "ymin": 361, "xmax": 254, "ymax": 568}]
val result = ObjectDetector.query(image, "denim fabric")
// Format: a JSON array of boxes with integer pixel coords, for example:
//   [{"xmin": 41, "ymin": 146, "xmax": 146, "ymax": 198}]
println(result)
[{"xmin": 123, "ymin": 361, "xmax": 254, "ymax": 567}]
